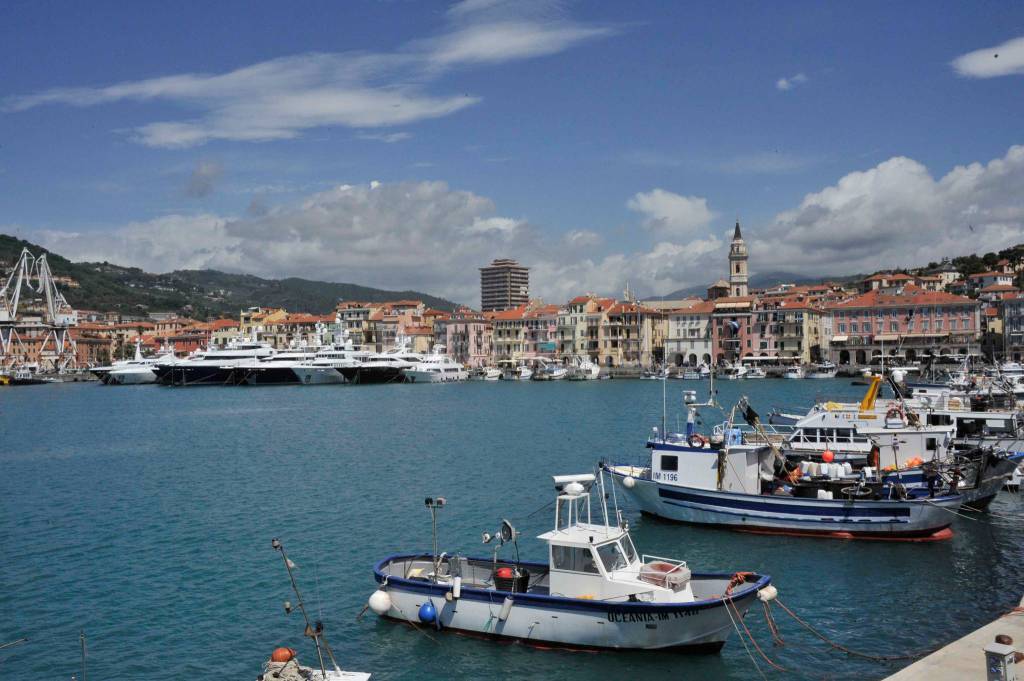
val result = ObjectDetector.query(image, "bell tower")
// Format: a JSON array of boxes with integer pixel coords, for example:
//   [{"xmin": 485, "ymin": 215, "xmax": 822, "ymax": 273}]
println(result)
[{"xmin": 728, "ymin": 220, "xmax": 748, "ymax": 297}]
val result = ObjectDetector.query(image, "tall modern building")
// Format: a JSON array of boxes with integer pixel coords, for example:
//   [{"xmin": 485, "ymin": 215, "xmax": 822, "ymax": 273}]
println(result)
[
  {"xmin": 479, "ymin": 259, "xmax": 530, "ymax": 311},
  {"xmin": 728, "ymin": 220, "xmax": 749, "ymax": 298}
]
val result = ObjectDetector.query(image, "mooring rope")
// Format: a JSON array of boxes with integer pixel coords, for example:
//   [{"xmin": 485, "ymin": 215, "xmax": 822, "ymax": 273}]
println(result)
[
  {"xmin": 726, "ymin": 597, "xmax": 790, "ymax": 673},
  {"xmin": 723, "ymin": 594, "xmax": 768, "ymax": 681},
  {"xmin": 774, "ymin": 598, "xmax": 927, "ymax": 662},
  {"xmin": 924, "ymin": 499, "xmax": 980, "ymax": 522}
]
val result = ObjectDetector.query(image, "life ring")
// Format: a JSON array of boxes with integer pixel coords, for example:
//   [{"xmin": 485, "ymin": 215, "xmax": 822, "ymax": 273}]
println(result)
[
  {"xmin": 886, "ymin": 407, "xmax": 902, "ymax": 421},
  {"xmin": 688, "ymin": 434, "xmax": 708, "ymax": 448}
]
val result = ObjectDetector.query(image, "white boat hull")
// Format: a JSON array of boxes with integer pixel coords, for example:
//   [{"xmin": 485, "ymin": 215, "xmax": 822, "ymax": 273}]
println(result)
[
  {"xmin": 106, "ymin": 368, "xmax": 157, "ymax": 384},
  {"xmin": 374, "ymin": 555, "xmax": 766, "ymax": 651},
  {"xmin": 608, "ymin": 467, "xmax": 957, "ymax": 540},
  {"xmin": 404, "ymin": 369, "xmax": 468, "ymax": 383}
]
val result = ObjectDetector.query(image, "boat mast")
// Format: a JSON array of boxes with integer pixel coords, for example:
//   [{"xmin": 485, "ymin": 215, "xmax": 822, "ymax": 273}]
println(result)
[{"xmin": 271, "ymin": 538, "xmax": 340, "ymax": 676}]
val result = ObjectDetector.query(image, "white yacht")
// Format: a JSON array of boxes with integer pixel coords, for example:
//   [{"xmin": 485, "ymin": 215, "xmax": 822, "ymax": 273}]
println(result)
[
  {"xmin": 232, "ymin": 346, "xmax": 320, "ymax": 386},
  {"xmin": 155, "ymin": 336, "xmax": 276, "ymax": 386},
  {"xmin": 92, "ymin": 340, "xmax": 174, "ymax": 384},
  {"xmin": 718, "ymin": 364, "xmax": 748, "ymax": 380},
  {"xmin": 292, "ymin": 338, "xmax": 372, "ymax": 385},
  {"xmin": 404, "ymin": 345, "xmax": 468, "ymax": 383},
  {"xmin": 745, "ymin": 366, "xmax": 767, "ymax": 379},
  {"xmin": 340, "ymin": 339, "xmax": 421, "ymax": 384}
]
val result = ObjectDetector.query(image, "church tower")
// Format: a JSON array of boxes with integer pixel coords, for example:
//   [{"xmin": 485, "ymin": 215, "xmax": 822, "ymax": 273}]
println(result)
[{"xmin": 728, "ymin": 220, "xmax": 749, "ymax": 297}]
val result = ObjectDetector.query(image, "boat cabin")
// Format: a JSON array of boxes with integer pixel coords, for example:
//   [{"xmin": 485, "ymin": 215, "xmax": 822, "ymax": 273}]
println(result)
[{"xmin": 536, "ymin": 474, "xmax": 694, "ymax": 602}]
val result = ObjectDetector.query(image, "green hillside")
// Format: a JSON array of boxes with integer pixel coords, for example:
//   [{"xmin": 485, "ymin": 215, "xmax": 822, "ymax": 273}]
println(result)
[{"xmin": 0, "ymin": 234, "xmax": 459, "ymax": 317}]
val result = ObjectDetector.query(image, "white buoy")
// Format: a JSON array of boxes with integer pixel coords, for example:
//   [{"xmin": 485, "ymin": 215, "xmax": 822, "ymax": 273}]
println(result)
[
  {"xmin": 564, "ymin": 481, "xmax": 585, "ymax": 496},
  {"xmin": 498, "ymin": 596, "xmax": 514, "ymax": 621},
  {"xmin": 623, "ymin": 476, "xmax": 636, "ymax": 489},
  {"xmin": 368, "ymin": 589, "xmax": 392, "ymax": 616},
  {"xmin": 452, "ymin": 576, "xmax": 462, "ymax": 599},
  {"xmin": 757, "ymin": 585, "xmax": 778, "ymax": 602}
]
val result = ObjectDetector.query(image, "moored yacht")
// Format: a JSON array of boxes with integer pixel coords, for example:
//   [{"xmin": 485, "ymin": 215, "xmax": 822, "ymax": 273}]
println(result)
[
  {"xmin": 231, "ymin": 346, "xmax": 319, "ymax": 386},
  {"xmin": 806, "ymin": 361, "xmax": 838, "ymax": 379},
  {"xmin": 292, "ymin": 339, "xmax": 372, "ymax": 385},
  {"xmin": 155, "ymin": 337, "xmax": 276, "ymax": 386},
  {"xmin": 339, "ymin": 340, "xmax": 419, "ymax": 385},
  {"xmin": 92, "ymin": 340, "xmax": 174, "ymax": 384},
  {"xmin": 404, "ymin": 345, "xmax": 468, "ymax": 383},
  {"xmin": 782, "ymin": 365, "xmax": 805, "ymax": 379}
]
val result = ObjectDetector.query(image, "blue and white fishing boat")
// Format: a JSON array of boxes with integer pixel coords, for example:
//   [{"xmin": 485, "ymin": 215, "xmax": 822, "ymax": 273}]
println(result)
[
  {"xmin": 367, "ymin": 473, "xmax": 773, "ymax": 651},
  {"xmin": 607, "ymin": 397, "xmax": 963, "ymax": 541}
]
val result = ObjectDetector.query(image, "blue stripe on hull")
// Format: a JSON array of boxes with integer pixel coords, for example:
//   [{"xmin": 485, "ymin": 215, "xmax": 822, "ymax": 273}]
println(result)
[{"xmin": 657, "ymin": 487, "xmax": 911, "ymax": 518}]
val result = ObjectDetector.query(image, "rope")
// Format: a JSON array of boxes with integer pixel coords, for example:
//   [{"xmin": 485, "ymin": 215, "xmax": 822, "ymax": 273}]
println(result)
[
  {"xmin": 763, "ymin": 600, "xmax": 785, "ymax": 646},
  {"xmin": 726, "ymin": 597, "xmax": 790, "ymax": 673},
  {"xmin": 723, "ymin": 593, "xmax": 768, "ymax": 681},
  {"xmin": 774, "ymin": 598, "xmax": 926, "ymax": 662},
  {"xmin": 924, "ymin": 499, "xmax": 979, "ymax": 522}
]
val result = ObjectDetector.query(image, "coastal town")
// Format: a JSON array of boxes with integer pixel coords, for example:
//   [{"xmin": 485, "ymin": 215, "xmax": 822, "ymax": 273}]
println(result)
[{"xmin": 2, "ymin": 222, "xmax": 1022, "ymax": 379}]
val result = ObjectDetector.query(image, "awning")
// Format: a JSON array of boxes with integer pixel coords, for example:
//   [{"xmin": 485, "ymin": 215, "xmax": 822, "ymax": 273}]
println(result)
[
  {"xmin": 873, "ymin": 334, "xmax": 899, "ymax": 342},
  {"xmin": 831, "ymin": 335, "xmax": 848, "ymax": 342}
]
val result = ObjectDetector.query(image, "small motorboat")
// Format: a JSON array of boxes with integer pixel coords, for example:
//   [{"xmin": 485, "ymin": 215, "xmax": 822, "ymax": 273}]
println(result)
[
  {"xmin": 368, "ymin": 476, "xmax": 772, "ymax": 652},
  {"xmin": 2, "ymin": 367, "xmax": 59, "ymax": 386},
  {"xmin": 745, "ymin": 367, "xmax": 767, "ymax": 379}
]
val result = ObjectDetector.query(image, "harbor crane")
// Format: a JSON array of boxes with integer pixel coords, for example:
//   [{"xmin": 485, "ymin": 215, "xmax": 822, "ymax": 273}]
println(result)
[{"xmin": 0, "ymin": 248, "xmax": 79, "ymax": 372}]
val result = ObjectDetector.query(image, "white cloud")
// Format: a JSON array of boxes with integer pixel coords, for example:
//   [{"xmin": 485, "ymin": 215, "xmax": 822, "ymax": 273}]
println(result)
[
  {"xmin": 32, "ymin": 179, "xmax": 722, "ymax": 305},
  {"xmin": 775, "ymin": 72, "xmax": 808, "ymax": 91},
  {"xmin": 356, "ymin": 131, "xmax": 413, "ymax": 143},
  {"xmin": 627, "ymin": 188, "xmax": 715, "ymax": 236},
  {"xmin": 3, "ymin": 3, "xmax": 612, "ymax": 148},
  {"xmin": 951, "ymin": 36, "xmax": 1024, "ymax": 78},
  {"xmin": 749, "ymin": 144, "xmax": 1024, "ymax": 274}
]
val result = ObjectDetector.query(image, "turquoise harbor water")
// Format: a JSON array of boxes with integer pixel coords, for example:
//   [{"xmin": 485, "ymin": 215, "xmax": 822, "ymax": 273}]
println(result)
[{"xmin": 2, "ymin": 378, "xmax": 1024, "ymax": 680}]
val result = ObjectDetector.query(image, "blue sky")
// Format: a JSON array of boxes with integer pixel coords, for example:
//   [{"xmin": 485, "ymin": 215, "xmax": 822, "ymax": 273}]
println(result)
[{"xmin": 2, "ymin": 0, "xmax": 1024, "ymax": 304}]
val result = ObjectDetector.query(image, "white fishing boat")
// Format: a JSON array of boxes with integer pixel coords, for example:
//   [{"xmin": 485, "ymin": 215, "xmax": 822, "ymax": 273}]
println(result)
[
  {"xmin": 782, "ymin": 365, "xmax": 805, "ymax": 380},
  {"xmin": 718, "ymin": 364, "xmax": 747, "ymax": 381},
  {"xmin": 806, "ymin": 361, "xmax": 838, "ymax": 379},
  {"xmin": 567, "ymin": 355, "xmax": 601, "ymax": 380},
  {"xmin": 607, "ymin": 396, "xmax": 962, "ymax": 541},
  {"xmin": 745, "ymin": 367, "xmax": 767, "ymax": 379},
  {"xmin": 681, "ymin": 367, "xmax": 702, "ymax": 380},
  {"xmin": 368, "ymin": 477, "xmax": 773, "ymax": 652}
]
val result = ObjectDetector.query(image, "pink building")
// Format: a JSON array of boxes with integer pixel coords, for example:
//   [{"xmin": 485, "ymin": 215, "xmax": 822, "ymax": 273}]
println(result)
[
  {"xmin": 827, "ymin": 285, "xmax": 980, "ymax": 365},
  {"xmin": 436, "ymin": 307, "xmax": 492, "ymax": 367}
]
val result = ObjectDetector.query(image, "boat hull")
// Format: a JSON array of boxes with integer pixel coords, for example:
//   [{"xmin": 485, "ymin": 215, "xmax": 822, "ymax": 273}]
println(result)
[
  {"xmin": 339, "ymin": 366, "xmax": 406, "ymax": 384},
  {"xmin": 608, "ymin": 468, "xmax": 957, "ymax": 540},
  {"xmin": 404, "ymin": 369, "xmax": 468, "ymax": 383},
  {"xmin": 156, "ymin": 364, "xmax": 235, "ymax": 386},
  {"xmin": 106, "ymin": 368, "xmax": 157, "ymax": 385},
  {"xmin": 291, "ymin": 366, "xmax": 347, "ymax": 385},
  {"xmin": 373, "ymin": 555, "xmax": 768, "ymax": 651}
]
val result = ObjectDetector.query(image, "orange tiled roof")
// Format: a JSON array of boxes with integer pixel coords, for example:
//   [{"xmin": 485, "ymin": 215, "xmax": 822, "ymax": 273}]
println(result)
[
  {"xmin": 968, "ymin": 271, "xmax": 1008, "ymax": 279},
  {"xmin": 490, "ymin": 303, "xmax": 529, "ymax": 320},
  {"xmin": 827, "ymin": 284, "xmax": 976, "ymax": 309},
  {"xmin": 980, "ymin": 284, "xmax": 1019, "ymax": 293}
]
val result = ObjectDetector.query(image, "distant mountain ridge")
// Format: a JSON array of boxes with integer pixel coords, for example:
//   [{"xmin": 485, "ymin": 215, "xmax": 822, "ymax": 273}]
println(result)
[
  {"xmin": 0, "ymin": 234, "xmax": 460, "ymax": 317},
  {"xmin": 648, "ymin": 270, "xmax": 865, "ymax": 301}
]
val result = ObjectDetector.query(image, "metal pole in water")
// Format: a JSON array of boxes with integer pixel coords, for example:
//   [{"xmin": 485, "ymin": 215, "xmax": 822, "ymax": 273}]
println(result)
[{"xmin": 79, "ymin": 630, "xmax": 86, "ymax": 681}]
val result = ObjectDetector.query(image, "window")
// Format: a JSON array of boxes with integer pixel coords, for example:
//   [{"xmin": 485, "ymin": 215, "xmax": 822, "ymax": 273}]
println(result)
[
  {"xmin": 661, "ymin": 455, "xmax": 678, "ymax": 471},
  {"xmin": 890, "ymin": 322, "xmax": 898, "ymax": 332},
  {"xmin": 551, "ymin": 545, "xmax": 599, "ymax": 574},
  {"xmin": 851, "ymin": 323, "xmax": 859, "ymax": 332},
  {"xmin": 838, "ymin": 323, "xmax": 846, "ymax": 333},
  {"xmin": 597, "ymin": 541, "xmax": 630, "ymax": 572}
]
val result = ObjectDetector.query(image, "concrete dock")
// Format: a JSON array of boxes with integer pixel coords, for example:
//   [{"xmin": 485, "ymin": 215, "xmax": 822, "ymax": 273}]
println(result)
[{"xmin": 886, "ymin": 600, "xmax": 1024, "ymax": 680}]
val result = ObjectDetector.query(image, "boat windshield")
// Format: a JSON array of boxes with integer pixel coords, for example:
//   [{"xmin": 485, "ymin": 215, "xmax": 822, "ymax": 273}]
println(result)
[{"xmin": 596, "ymin": 540, "xmax": 631, "ymax": 573}]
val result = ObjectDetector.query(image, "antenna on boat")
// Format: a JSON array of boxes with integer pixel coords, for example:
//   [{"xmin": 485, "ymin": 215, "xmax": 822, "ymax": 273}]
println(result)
[
  {"xmin": 425, "ymin": 497, "xmax": 446, "ymax": 575},
  {"xmin": 271, "ymin": 538, "xmax": 341, "ymax": 677},
  {"xmin": 661, "ymin": 369, "xmax": 667, "ymax": 442}
]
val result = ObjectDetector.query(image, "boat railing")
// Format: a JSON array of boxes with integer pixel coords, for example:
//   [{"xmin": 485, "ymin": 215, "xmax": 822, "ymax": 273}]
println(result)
[
  {"xmin": 712, "ymin": 422, "xmax": 794, "ymax": 446},
  {"xmin": 641, "ymin": 554, "xmax": 687, "ymax": 571}
]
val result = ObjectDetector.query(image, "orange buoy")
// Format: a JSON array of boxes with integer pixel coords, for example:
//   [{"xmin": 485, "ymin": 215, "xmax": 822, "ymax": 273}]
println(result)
[
  {"xmin": 822, "ymin": 450, "xmax": 835, "ymax": 463},
  {"xmin": 271, "ymin": 647, "xmax": 296, "ymax": 663}
]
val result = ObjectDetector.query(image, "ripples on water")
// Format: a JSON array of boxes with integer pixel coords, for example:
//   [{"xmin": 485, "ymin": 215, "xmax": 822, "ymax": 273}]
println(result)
[{"xmin": 2, "ymin": 378, "xmax": 1023, "ymax": 680}]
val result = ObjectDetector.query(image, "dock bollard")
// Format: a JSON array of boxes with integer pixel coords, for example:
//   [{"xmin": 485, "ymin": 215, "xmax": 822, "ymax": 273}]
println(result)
[{"xmin": 986, "ymin": 634, "xmax": 1020, "ymax": 681}]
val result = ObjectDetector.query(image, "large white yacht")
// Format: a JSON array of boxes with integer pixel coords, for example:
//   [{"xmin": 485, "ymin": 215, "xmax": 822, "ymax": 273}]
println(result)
[
  {"xmin": 92, "ymin": 341, "xmax": 174, "ymax": 384},
  {"xmin": 230, "ymin": 346, "xmax": 319, "ymax": 386},
  {"xmin": 403, "ymin": 345, "xmax": 468, "ymax": 383},
  {"xmin": 292, "ymin": 337, "xmax": 373, "ymax": 385},
  {"xmin": 339, "ymin": 338, "xmax": 420, "ymax": 384},
  {"xmin": 155, "ymin": 336, "xmax": 275, "ymax": 386}
]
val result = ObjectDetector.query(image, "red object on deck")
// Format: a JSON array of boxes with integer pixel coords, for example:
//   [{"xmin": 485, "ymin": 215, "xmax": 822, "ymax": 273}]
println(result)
[
  {"xmin": 495, "ymin": 567, "xmax": 514, "ymax": 579},
  {"xmin": 271, "ymin": 647, "xmax": 296, "ymax": 662}
]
